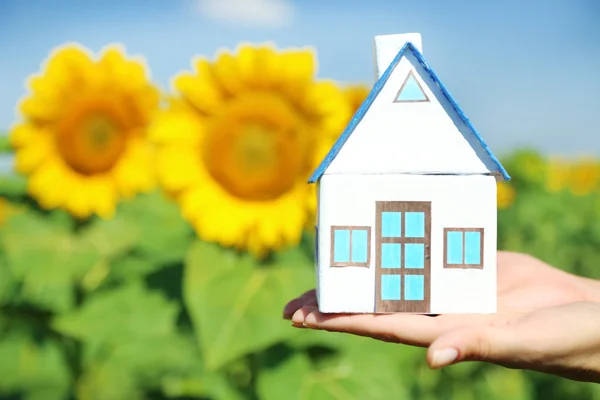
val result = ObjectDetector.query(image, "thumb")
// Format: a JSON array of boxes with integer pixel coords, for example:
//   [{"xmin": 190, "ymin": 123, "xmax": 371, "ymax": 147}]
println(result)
[{"xmin": 427, "ymin": 325, "xmax": 518, "ymax": 369}]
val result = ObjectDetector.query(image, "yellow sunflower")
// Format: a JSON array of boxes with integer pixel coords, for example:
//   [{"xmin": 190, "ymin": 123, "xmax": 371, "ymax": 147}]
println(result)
[
  {"xmin": 497, "ymin": 182, "xmax": 516, "ymax": 209},
  {"xmin": 10, "ymin": 43, "xmax": 159, "ymax": 218},
  {"xmin": 545, "ymin": 157, "xmax": 571, "ymax": 193},
  {"xmin": 344, "ymin": 84, "xmax": 370, "ymax": 114},
  {"xmin": 569, "ymin": 158, "xmax": 600, "ymax": 196},
  {"xmin": 150, "ymin": 43, "xmax": 352, "ymax": 258}
]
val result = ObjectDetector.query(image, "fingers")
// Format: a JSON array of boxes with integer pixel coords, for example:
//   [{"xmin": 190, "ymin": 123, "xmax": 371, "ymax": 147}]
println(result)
[
  {"xmin": 427, "ymin": 324, "xmax": 519, "ymax": 369},
  {"xmin": 291, "ymin": 306, "xmax": 492, "ymax": 347},
  {"xmin": 283, "ymin": 289, "xmax": 316, "ymax": 319},
  {"xmin": 295, "ymin": 309, "xmax": 436, "ymax": 346},
  {"xmin": 284, "ymin": 290, "xmax": 499, "ymax": 350}
]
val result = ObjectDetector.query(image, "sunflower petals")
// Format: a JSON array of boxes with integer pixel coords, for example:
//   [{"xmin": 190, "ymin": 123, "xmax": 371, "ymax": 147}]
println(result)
[
  {"xmin": 151, "ymin": 44, "xmax": 350, "ymax": 258},
  {"xmin": 173, "ymin": 64, "xmax": 223, "ymax": 114},
  {"xmin": 213, "ymin": 52, "xmax": 244, "ymax": 95},
  {"xmin": 155, "ymin": 145, "xmax": 202, "ymax": 193},
  {"xmin": 12, "ymin": 42, "xmax": 159, "ymax": 219},
  {"xmin": 148, "ymin": 108, "xmax": 205, "ymax": 145}
]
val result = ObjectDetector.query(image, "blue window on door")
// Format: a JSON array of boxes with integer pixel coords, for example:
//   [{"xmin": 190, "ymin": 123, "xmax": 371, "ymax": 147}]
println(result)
[
  {"xmin": 381, "ymin": 243, "xmax": 401, "ymax": 268},
  {"xmin": 381, "ymin": 212, "xmax": 401, "ymax": 237},
  {"xmin": 381, "ymin": 275, "xmax": 401, "ymax": 300},
  {"xmin": 444, "ymin": 228, "xmax": 484, "ymax": 268},
  {"xmin": 381, "ymin": 211, "xmax": 425, "ymax": 237},
  {"xmin": 331, "ymin": 226, "xmax": 371, "ymax": 267},
  {"xmin": 378, "ymin": 206, "xmax": 427, "ymax": 303},
  {"xmin": 404, "ymin": 244, "xmax": 425, "ymax": 268},
  {"xmin": 404, "ymin": 275, "xmax": 425, "ymax": 300},
  {"xmin": 404, "ymin": 212, "xmax": 425, "ymax": 237}
]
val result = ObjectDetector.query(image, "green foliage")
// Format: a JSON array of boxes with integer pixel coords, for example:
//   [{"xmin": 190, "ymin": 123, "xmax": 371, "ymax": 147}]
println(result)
[
  {"xmin": 0, "ymin": 135, "xmax": 11, "ymax": 154},
  {"xmin": 184, "ymin": 242, "xmax": 314, "ymax": 371},
  {"xmin": 1, "ymin": 150, "xmax": 600, "ymax": 399},
  {"xmin": 0, "ymin": 175, "xmax": 26, "ymax": 199},
  {"xmin": 498, "ymin": 150, "xmax": 600, "ymax": 280},
  {"xmin": 0, "ymin": 327, "xmax": 71, "ymax": 400}
]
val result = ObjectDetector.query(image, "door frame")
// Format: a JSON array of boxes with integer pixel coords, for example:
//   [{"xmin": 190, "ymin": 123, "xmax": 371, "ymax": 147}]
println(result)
[{"xmin": 374, "ymin": 201, "xmax": 431, "ymax": 313}]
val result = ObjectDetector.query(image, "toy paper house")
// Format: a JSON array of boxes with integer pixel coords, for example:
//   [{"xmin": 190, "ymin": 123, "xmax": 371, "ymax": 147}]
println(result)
[{"xmin": 309, "ymin": 33, "xmax": 510, "ymax": 314}]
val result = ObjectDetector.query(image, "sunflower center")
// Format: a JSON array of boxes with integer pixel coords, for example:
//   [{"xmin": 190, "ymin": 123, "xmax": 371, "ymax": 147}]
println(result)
[
  {"xmin": 57, "ymin": 101, "xmax": 128, "ymax": 175},
  {"xmin": 203, "ymin": 93, "xmax": 309, "ymax": 201}
]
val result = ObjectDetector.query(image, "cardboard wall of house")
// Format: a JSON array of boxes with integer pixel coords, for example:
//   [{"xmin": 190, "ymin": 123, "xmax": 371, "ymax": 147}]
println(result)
[
  {"xmin": 316, "ymin": 173, "xmax": 497, "ymax": 314},
  {"xmin": 323, "ymin": 50, "xmax": 502, "ymax": 178}
]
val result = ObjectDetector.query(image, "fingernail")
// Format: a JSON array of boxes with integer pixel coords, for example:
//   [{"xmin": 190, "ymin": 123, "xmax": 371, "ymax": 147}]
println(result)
[
  {"xmin": 303, "ymin": 310, "xmax": 319, "ymax": 328},
  {"xmin": 431, "ymin": 348, "xmax": 459, "ymax": 368}
]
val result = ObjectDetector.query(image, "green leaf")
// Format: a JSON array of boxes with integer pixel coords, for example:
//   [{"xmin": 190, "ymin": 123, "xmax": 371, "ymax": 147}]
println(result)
[
  {"xmin": 106, "ymin": 254, "xmax": 165, "ymax": 283},
  {"xmin": 52, "ymin": 282, "xmax": 179, "ymax": 346},
  {"xmin": 0, "ymin": 256, "xmax": 17, "ymax": 306},
  {"xmin": 257, "ymin": 337, "xmax": 416, "ymax": 400},
  {"xmin": 76, "ymin": 328, "xmax": 244, "ymax": 400},
  {"xmin": 162, "ymin": 367, "xmax": 245, "ymax": 400},
  {"xmin": 76, "ymin": 365, "xmax": 138, "ymax": 400},
  {"xmin": 81, "ymin": 216, "xmax": 139, "ymax": 260},
  {"xmin": 0, "ymin": 174, "xmax": 26, "ymax": 197},
  {"xmin": 0, "ymin": 135, "xmax": 11, "ymax": 153},
  {"xmin": 0, "ymin": 212, "xmax": 99, "ymax": 312},
  {"xmin": 80, "ymin": 191, "xmax": 194, "ymax": 280},
  {"xmin": 184, "ymin": 241, "xmax": 314, "ymax": 371},
  {"xmin": 76, "ymin": 332, "xmax": 201, "ymax": 400},
  {"xmin": 0, "ymin": 329, "xmax": 71, "ymax": 400},
  {"xmin": 119, "ymin": 191, "xmax": 194, "ymax": 265},
  {"xmin": 256, "ymin": 352, "xmax": 313, "ymax": 400},
  {"xmin": 473, "ymin": 368, "xmax": 532, "ymax": 400}
]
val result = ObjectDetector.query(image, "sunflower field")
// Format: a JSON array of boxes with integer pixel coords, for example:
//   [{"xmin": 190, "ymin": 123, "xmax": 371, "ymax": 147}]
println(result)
[{"xmin": 0, "ymin": 42, "xmax": 600, "ymax": 400}]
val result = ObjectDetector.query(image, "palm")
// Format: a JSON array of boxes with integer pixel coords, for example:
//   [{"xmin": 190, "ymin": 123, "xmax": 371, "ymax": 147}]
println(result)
[
  {"xmin": 284, "ymin": 251, "xmax": 600, "ymax": 381},
  {"xmin": 496, "ymin": 252, "xmax": 592, "ymax": 313}
]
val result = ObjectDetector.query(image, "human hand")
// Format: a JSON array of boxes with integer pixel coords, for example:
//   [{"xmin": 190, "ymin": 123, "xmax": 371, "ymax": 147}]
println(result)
[{"xmin": 283, "ymin": 252, "xmax": 600, "ymax": 382}]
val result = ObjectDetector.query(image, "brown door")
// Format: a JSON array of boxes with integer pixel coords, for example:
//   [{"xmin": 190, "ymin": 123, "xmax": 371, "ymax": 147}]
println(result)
[{"xmin": 375, "ymin": 201, "xmax": 431, "ymax": 313}]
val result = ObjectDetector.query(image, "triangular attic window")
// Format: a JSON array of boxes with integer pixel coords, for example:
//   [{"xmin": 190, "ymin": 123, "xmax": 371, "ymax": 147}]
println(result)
[{"xmin": 394, "ymin": 71, "xmax": 429, "ymax": 103}]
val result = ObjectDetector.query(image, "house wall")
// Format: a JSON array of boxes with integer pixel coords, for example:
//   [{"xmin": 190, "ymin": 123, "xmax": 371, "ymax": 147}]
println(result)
[{"xmin": 316, "ymin": 173, "xmax": 497, "ymax": 314}]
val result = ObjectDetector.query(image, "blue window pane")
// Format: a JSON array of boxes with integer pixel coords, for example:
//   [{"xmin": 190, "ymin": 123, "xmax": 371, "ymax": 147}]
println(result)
[
  {"xmin": 333, "ymin": 229, "xmax": 350, "ymax": 263},
  {"xmin": 404, "ymin": 275, "xmax": 425, "ymax": 300},
  {"xmin": 404, "ymin": 212, "xmax": 425, "ymax": 238},
  {"xmin": 381, "ymin": 212, "xmax": 401, "ymax": 237},
  {"xmin": 381, "ymin": 275, "xmax": 401, "ymax": 300},
  {"xmin": 465, "ymin": 231, "xmax": 481, "ymax": 265},
  {"xmin": 381, "ymin": 243, "xmax": 401, "ymax": 268},
  {"xmin": 351, "ymin": 230, "xmax": 369, "ymax": 263},
  {"xmin": 396, "ymin": 73, "xmax": 428, "ymax": 102},
  {"xmin": 446, "ymin": 231, "xmax": 463, "ymax": 264},
  {"xmin": 404, "ymin": 243, "xmax": 425, "ymax": 268}
]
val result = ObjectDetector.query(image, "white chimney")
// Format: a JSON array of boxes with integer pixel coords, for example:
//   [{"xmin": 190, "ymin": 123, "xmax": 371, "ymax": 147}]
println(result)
[{"xmin": 373, "ymin": 33, "xmax": 423, "ymax": 79}]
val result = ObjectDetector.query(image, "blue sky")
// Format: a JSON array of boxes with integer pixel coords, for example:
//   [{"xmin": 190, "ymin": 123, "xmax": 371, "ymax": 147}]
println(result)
[{"xmin": 0, "ymin": 0, "xmax": 598, "ymax": 156}]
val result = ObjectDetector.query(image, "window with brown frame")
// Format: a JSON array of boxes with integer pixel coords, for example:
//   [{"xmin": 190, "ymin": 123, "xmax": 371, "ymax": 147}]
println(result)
[
  {"xmin": 443, "ymin": 228, "xmax": 484, "ymax": 269},
  {"xmin": 330, "ymin": 226, "xmax": 371, "ymax": 267}
]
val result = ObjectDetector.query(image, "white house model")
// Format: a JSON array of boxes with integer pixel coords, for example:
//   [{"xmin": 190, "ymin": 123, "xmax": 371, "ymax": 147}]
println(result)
[{"xmin": 309, "ymin": 33, "xmax": 510, "ymax": 314}]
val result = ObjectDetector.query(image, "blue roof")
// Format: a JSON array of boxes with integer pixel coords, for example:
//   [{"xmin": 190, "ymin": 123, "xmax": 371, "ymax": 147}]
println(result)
[{"xmin": 308, "ymin": 42, "xmax": 510, "ymax": 183}]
